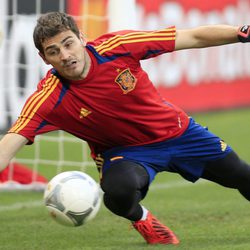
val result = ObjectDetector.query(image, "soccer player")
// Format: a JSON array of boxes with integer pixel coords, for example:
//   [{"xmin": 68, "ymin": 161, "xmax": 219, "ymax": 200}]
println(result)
[{"xmin": 0, "ymin": 12, "xmax": 250, "ymax": 245}]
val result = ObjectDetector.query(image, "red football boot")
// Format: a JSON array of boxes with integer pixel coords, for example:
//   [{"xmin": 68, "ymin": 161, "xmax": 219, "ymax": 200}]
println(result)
[{"xmin": 132, "ymin": 212, "xmax": 180, "ymax": 245}]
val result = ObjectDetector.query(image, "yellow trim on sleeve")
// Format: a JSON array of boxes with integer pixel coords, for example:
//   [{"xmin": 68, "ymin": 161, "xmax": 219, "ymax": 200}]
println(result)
[{"xmin": 9, "ymin": 76, "xmax": 59, "ymax": 133}]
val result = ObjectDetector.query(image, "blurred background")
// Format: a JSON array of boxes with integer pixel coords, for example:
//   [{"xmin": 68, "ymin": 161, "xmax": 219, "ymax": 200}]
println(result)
[{"xmin": 0, "ymin": 0, "xmax": 250, "ymax": 189}]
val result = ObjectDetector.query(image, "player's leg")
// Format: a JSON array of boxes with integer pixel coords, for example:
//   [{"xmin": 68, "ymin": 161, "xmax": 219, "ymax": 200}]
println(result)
[
  {"xmin": 100, "ymin": 160, "xmax": 149, "ymax": 221},
  {"xmin": 100, "ymin": 160, "xmax": 179, "ymax": 245},
  {"xmin": 201, "ymin": 150, "xmax": 250, "ymax": 200}
]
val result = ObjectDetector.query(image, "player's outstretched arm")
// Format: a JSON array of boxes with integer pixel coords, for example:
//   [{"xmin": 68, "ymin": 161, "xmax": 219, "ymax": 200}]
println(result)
[
  {"xmin": 175, "ymin": 24, "xmax": 249, "ymax": 51},
  {"xmin": 0, "ymin": 133, "xmax": 28, "ymax": 172}
]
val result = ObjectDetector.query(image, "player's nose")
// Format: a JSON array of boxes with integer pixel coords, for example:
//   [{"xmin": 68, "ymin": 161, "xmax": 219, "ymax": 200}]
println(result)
[{"xmin": 60, "ymin": 48, "xmax": 70, "ymax": 61}]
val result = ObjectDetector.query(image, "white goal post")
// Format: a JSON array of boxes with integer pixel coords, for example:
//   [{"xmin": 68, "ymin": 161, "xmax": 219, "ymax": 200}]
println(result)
[{"xmin": 0, "ymin": 0, "xmax": 137, "ymax": 190}]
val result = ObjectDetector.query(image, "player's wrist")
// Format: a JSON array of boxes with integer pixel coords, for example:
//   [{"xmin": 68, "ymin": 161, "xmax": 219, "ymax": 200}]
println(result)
[{"xmin": 238, "ymin": 25, "xmax": 250, "ymax": 43}]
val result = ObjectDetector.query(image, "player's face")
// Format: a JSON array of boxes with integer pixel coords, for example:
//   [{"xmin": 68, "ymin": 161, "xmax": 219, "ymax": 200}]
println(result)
[{"xmin": 40, "ymin": 30, "xmax": 91, "ymax": 81}]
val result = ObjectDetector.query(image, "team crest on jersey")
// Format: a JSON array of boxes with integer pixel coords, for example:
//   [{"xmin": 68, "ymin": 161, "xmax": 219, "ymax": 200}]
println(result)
[{"xmin": 115, "ymin": 68, "xmax": 137, "ymax": 94}]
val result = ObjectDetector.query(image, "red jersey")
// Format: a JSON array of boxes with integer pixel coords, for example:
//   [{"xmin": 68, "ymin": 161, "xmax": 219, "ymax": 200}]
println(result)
[{"xmin": 9, "ymin": 27, "xmax": 189, "ymax": 156}]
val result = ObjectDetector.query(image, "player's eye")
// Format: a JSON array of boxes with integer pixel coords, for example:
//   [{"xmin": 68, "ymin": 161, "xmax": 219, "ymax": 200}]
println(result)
[
  {"xmin": 47, "ymin": 50, "xmax": 58, "ymax": 56},
  {"xmin": 65, "ymin": 41, "xmax": 73, "ymax": 48}
]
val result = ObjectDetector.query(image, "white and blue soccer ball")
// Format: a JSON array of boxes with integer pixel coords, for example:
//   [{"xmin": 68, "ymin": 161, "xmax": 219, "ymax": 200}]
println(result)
[{"xmin": 44, "ymin": 171, "xmax": 102, "ymax": 227}]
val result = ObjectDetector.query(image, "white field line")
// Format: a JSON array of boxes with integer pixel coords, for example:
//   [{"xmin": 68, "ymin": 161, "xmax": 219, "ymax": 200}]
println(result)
[
  {"xmin": 149, "ymin": 179, "xmax": 209, "ymax": 191},
  {"xmin": 0, "ymin": 200, "xmax": 43, "ymax": 212},
  {"xmin": 0, "ymin": 180, "xmax": 210, "ymax": 212}
]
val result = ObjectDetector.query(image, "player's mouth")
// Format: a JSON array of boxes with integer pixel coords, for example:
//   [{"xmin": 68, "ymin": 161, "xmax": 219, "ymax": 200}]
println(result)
[{"xmin": 63, "ymin": 60, "xmax": 78, "ymax": 69}]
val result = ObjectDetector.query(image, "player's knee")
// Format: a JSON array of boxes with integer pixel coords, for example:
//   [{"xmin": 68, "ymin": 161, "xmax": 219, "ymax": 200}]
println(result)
[{"xmin": 100, "ymin": 161, "xmax": 139, "ymax": 197}]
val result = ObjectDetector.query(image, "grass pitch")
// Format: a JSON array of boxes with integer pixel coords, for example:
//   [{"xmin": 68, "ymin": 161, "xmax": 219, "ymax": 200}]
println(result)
[{"xmin": 0, "ymin": 108, "xmax": 250, "ymax": 250}]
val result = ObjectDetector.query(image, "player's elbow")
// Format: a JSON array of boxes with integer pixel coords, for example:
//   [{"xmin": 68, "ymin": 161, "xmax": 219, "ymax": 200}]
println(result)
[{"xmin": 175, "ymin": 29, "xmax": 209, "ymax": 50}]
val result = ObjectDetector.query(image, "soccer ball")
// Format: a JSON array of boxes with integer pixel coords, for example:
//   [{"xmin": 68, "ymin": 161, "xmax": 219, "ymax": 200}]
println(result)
[{"xmin": 44, "ymin": 171, "xmax": 102, "ymax": 227}]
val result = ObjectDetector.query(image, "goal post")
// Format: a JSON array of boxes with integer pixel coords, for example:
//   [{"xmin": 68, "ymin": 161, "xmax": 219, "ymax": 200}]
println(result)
[
  {"xmin": 0, "ymin": 0, "xmax": 138, "ymax": 190},
  {"xmin": 3, "ymin": 131, "xmax": 94, "ymax": 191}
]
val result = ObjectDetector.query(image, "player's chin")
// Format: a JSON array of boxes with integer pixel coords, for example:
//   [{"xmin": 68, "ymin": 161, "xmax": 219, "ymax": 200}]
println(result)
[{"xmin": 62, "ymin": 69, "xmax": 82, "ymax": 81}]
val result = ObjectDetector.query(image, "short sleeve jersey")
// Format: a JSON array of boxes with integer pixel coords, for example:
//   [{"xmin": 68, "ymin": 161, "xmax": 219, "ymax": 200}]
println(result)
[{"xmin": 9, "ymin": 27, "xmax": 189, "ymax": 156}]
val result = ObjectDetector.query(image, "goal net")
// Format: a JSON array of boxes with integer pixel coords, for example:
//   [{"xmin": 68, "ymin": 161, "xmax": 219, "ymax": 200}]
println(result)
[{"xmin": 0, "ymin": 0, "xmax": 137, "ymax": 190}]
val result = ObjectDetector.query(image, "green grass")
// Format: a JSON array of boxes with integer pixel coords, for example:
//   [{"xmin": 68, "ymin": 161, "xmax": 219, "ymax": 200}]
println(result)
[{"xmin": 0, "ymin": 108, "xmax": 250, "ymax": 250}]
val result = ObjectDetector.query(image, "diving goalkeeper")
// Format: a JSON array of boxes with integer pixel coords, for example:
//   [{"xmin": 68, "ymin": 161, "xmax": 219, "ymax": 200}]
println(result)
[{"xmin": 0, "ymin": 12, "xmax": 250, "ymax": 245}]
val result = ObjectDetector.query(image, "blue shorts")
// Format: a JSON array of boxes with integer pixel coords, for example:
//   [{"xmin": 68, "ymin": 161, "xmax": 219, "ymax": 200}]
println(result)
[{"xmin": 101, "ymin": 118, "xmax": 232, "ymax": 183}]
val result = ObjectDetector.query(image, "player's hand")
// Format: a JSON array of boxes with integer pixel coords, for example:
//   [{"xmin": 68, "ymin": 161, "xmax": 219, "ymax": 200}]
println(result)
[
  {"xmin": 94, "ymin": 154, "xmax": 104, "ymax": 181},
  {"xmin": 94, "ymin": 154, "xmax": 104, "ymax": 173},
  {"xmin": 238, "ymin": 25, "xmax": 250, "ymax": 43}
]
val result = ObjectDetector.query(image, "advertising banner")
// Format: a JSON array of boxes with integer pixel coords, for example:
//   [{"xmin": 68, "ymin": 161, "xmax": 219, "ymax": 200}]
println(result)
[
  {"xmin": 67, "ymin": 0, "xmax": 108, "ymax": 40},
  {"xmin": 136, "ymin": 0, "xmax": 250, "ymax": 111}
]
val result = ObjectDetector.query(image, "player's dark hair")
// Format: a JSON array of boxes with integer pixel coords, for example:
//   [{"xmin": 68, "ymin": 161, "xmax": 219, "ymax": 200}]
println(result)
[{"xmin": 33, "ymin": 12, "xmax": 80, "ymax": 54}]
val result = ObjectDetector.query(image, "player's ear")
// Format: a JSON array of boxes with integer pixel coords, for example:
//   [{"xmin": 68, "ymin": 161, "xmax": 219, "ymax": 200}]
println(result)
[{"xmin": 39, "ymin": 52, "xmax": 50, "ymax": 65}]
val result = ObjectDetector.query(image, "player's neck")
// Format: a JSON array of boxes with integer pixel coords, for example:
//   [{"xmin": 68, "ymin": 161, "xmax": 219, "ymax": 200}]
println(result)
[{"xmin": 79, "ymin": 49, "xmax": 91, "ymax": 80}]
